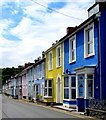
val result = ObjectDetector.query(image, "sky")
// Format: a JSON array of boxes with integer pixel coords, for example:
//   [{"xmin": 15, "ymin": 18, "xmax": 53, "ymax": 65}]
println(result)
[{"xmin": 0, "ymin": 0, "xmax": 95, "ymax": 68}]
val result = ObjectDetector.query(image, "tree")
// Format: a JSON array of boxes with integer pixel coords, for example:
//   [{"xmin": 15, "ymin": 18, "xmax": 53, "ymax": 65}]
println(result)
[{"xmin": 1, "ymin": 67, "xmax": 19, "ymax": 85}]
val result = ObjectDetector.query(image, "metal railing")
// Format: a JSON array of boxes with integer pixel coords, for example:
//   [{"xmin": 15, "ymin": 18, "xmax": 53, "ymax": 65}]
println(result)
[{"xmin": 88, "ymin": 98, "xmax": 106, "ymax": 111}]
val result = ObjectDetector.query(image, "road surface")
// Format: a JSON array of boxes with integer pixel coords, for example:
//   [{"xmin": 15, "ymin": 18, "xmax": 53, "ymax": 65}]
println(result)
[{"xmin": 2, "ymin": 95, "xmax": 85, "ymax": 119}]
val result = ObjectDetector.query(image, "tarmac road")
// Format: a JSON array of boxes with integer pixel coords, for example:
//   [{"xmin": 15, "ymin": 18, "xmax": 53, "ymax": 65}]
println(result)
[{"xmin": 2, "ymin": 95, "xmax": 87, "ymax": 119}]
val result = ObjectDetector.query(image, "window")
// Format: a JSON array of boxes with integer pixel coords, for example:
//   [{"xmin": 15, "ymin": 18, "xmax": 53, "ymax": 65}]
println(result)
[
  {"xmin": 36, "ymin": 85, "xmax": 39, "ymax": 96},
  {"xmin": 48, "ymin": 51, "xmax": 52, "ymax": 70},
  {"xmin": 44, "ymin": 79, "xmax": 52, "ymax": 97},
  {"xmin": 69, "ymin": 35, "xmax": 76, "ymax": 63},
  {"xmin": 64, "ymin": 77, "xmax": 69, "ymax": 99},
  {"xmin": 56, "ymin": 45, "xmax": 61, "ymax": 67},
  {"xmin": 87, "ymin": 74, "xmax": 94, "ymax": 98},
  {"xmin": 42, "ymin": 62, "xmax": 45, "ymax": 78},
  {"xmin": 84, "ymin": 23, "xmax": 95, "ymax": 58},
  {"xmin": 64, "ymin": 76, "xmax": 76, "ymax": 100},
  {"xmin": 71, "ymin": 77, "xmax": 76, "ymax": 99}
]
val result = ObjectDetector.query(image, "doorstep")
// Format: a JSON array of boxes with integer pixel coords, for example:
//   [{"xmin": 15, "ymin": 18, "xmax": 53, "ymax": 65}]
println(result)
[{"xmin": 52, "ymin": 105, "xmax": 76, "ymax": 112}]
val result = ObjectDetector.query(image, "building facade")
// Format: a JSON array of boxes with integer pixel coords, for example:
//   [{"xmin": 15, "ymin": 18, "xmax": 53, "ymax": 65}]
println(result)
[
  {"xmin": 63, "ymin": 2, "xmax": 106, "ymax": 111},
  {"xmin": 44, "ymin": 41, "xmax": 64, "ymax": 104},
  {"xmin": 33, "ymin": 52, "xmax": 45, "ymax": 101}
]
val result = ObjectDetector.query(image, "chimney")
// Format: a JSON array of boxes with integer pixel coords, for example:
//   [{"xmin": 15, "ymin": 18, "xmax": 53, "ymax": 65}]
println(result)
[
  {"xmin": 42, "ymin": 51, "xmax": 45, "ymax": 58},
  {"xmin": 34, "ymin": 59, "xmax": 38, "ymax": 63},
  {"xmin": 66, "ymin": 27, "xmax": 75, "ymax": 35},
  {"xmin": 25, "ymin": 63, "xmax": 29, "ymax": 68},
  {"xmin": 37, "ymin": 56, "xmax": 41, "ymax": 61},
  {"xmin": 52, "ymin": 43, "xmax": 55, "ymax": 46},
  {"xmin": 18, "ymin": 65, "xmax": 25, "ymax": 72}
]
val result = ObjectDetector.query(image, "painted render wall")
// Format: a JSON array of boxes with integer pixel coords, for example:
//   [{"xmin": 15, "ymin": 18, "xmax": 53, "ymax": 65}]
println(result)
[
  {"xmin": 45, "ymin": 43, "xmax": 64, "ymax": 103},
  {"xmin": 22, "ymin": 74, "xmax": 27, "ymax": 98},
  {"xmin": 64, "ymin": 21, "xmax": 100, "ymax": 99},
  {"xmin": 34, "ymin": 60, "xmax": 45, "ymax": 100},
  {"xmin": 100, "ymin": 9, "xmax": 106, "ymax": 99}
]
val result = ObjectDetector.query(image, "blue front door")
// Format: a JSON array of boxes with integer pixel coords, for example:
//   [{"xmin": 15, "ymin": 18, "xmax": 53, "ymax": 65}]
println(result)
[{"xmin": 77, "ymin": 75, "xmax": 85, "ymax": 112}]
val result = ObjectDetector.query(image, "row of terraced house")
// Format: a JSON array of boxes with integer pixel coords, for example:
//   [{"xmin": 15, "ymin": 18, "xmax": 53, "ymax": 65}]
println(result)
[{"xmin": 3, "ymin": 2, "xmax": 106, "ymax": 112}]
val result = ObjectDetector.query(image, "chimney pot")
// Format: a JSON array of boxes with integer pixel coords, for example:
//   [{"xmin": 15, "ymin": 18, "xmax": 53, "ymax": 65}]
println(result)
[{"xmin": 66, "ymin": 27, "xmax": 75, "ymax": 34}]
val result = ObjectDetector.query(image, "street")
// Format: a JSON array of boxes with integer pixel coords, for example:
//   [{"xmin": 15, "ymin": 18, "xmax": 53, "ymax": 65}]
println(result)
[{"xmin": 2, "ymin": 95, "xmax": 83, "ymax": 119}]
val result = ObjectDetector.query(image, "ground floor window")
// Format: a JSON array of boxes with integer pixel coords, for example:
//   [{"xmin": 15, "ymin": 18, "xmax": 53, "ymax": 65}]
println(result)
[
  {"xmin": 64, "ymin": 76, "xmax": 76, "ymax": 100},
  {"xmin": 77, "ymin": 73, "xmax": 94, "ymax": 99},
  {"xmin": 87, "ymin": 74, "xmax": 94, "ymax": 98},
  {"xmin": 36, "ymin": 84, "xmax": 39, "ymax": 96},
  {"xmin": 44, "ymin": 79, "xmax": 52, "ymax": 97}
]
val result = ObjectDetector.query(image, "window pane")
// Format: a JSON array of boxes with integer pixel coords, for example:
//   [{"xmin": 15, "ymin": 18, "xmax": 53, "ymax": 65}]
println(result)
[
  {"xmin": 44, "ymin": 88, "xmax": 47, "ymax": 96},
  {"xmin": 49, "ymin": 52, "xmax": 52, "ymax": 69},
  {"xmin": 57, "ymin": 47, "xmax": 61, "ymax": 67},
  {"xmin": 88, "ymin": 28, "xmax": 93, "ymax": 42},
  {"xmin": 72, "ymin": 89, "xmax": 76, "ymax": 99},
  {"xmin": 72, "ymin": 51, "xmax": 75, "ymax": 61},
  {"xmin": 59, "ymin": 57, "xmax": 61, "ymax": 66},
  {"xmin": 45, "ymin": 80, "xmax": 47, "ymax": 87},
  {"xmin": 48, "ymin": 80, "xmax": 52, "ymax": 87},
  {"xmin": 71, "ymin": 77, "xmax": 76, "ymax": 87},
  {"xmin": 64, "ymin": 77, "xmax": 69, "ymax": 87},
  {"xmin": 87, "ymin": 74, "xmax": 93, "ymax": 79},
  {"xmin": 36, "ymin": 85, "xmax": 39, "ymax": 92},
  {"xmin": 88, "ymin": 43, "xmax": 93, "ymax": 54},
  {"xmin": 58, "ymin": 47, "xmax": 60, "ymax": 57},
  {"xmin": 48, "ymin": 88, "xmax": 52, "ymax": 96},
  {"xmin": 87, "ymin": 80, "xmax": 93, "ymax": 97},
  {"xmin": 71, "ymin": 40, "xmax": 74, "ymax": 49},
  {"xmin": 64, "ymin": 88, "xmax": 69, "ymax": 99}
]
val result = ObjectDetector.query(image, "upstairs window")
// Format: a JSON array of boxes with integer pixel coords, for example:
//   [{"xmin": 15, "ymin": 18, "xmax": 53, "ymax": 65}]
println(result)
[
  {"xmin": 84, "ymin": 23, "xmax": 95, "ymax": 58},
  {"xmin": 48, "ymin": 51, "xmax": 52, "ymax": 70},
  {"xmin": 56, "ymin": 45, "xmax": 61, "ymax": 67},
  {"xmin": 69, "ymin": 35, "xmax": 76, "ymax": 63}
]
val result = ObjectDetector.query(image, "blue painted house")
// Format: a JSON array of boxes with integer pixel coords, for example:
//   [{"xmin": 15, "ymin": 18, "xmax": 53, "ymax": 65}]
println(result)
[
  {"xmin": 33, "ymin": 52, "xmax": 45, "ymax": 101},
  {"xmin": 63, "ymin": 2, "xmax": 106, "ymax": 111},
  {"xmin": 11, "ymin": 77, "xmax": 16, "ymax": 98},
  {"xmin": 27, "ymin": 65, "xmax": 34, "ymax": 100}
]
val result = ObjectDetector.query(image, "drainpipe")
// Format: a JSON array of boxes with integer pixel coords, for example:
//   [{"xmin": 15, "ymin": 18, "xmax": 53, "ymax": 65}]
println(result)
[{"xmin": 97, "ymin": 13, "xmax": 102, "ymax": 99}]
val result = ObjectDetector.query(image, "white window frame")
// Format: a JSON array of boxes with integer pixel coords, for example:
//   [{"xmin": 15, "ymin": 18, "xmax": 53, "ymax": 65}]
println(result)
[
  {"xmin": 56, "ymin": 45, "xmax": 61, "ymax": 68},
  {"xmin": 69, "ymin": 35, "xmax": 76, "ymax": 63},
  {"xmin": 44, "ymin": 79, "xmax": 52, "ymax": 98},
  {"xmin": 42, "ymin": 62, "xmax": 45, "ymax": 78},
  {"xmin": 48, "ymin": 51, "xmax": 53, "ymax": 71},
  {"xmin": 84, "ymin": 23, "xmax": 95, "ymax": 58},
  {"xmin": 86, "ymin": 74, "xmax": 94, "ymax": 99},
  {"xmin": 64, "ymin": 75, "xmax": 76, "ymax": 101}
]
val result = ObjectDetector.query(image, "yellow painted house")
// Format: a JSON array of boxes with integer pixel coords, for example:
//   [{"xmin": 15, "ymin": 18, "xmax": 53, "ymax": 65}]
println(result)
[{"xmin": 44, "ymin": 41, "xmax": 64, "ymax": 104}]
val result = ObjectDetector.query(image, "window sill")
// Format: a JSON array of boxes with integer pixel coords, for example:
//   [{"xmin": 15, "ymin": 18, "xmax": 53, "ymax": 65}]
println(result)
[
  {"xmin": 63, "ymin": 99, "xmax": 76, "ymax": 101},
  {"xmin": 44, "ymin": 96, "xmax": 53, "ymax": 98},
  {"xmin": 69, "ymin": 60, "xmax": 76, "ymax": 64},
  {"xmin": 48, "ymin": 69, "xmax": 53, "ymax": 71},
  {"xmin": 85, "ymin": 54, "xmax": 95, "ymax": 59},
  {"xmin": 56, "ymin": 65, "xmax": 61, "ymax": 68}
]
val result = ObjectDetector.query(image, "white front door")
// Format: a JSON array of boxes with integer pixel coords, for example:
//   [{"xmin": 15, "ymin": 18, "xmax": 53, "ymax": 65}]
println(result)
[{"xmin": 56, "ymin": 77, "xmax": 61, "ymax": 103}]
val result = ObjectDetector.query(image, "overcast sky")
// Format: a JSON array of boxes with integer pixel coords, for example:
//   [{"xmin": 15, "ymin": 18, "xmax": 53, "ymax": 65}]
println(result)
[{"xmin": 0, "ymin": 0, "xmax": 95, "ymax": 68}]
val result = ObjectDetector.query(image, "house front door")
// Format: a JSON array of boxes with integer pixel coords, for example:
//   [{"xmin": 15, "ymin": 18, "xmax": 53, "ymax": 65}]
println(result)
[{"xmin": 56, "ymin": 77, "xmax": 61, "ymax": 103}]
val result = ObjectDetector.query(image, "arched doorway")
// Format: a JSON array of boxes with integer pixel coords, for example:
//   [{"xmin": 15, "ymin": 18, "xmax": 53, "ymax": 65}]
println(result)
[{"xmin": 56, "ymin": 76, "xmax": 61, "ymax": 103}]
